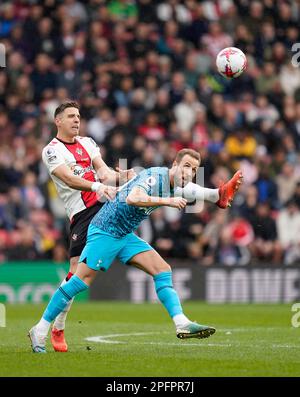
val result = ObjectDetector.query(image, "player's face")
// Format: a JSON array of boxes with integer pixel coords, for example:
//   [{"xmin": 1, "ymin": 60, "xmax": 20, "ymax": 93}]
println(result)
[
  {"xmin": 56, "ymin": 107, "xmax": 80, "ymax": 137},
  {"xmin": 174, "ymin": 155, "xmax": 200, "ymax": 187}
]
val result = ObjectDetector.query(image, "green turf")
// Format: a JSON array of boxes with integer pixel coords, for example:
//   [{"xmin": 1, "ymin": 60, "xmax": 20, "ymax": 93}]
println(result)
[{"xmin": 0, "ymin": 302, "xmax": 299, "ymax": 377}]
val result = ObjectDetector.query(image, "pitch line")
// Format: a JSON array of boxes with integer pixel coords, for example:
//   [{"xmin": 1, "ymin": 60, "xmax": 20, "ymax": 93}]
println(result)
[
  {"xmin": 86, "ymin": 332, "xmax": 161, "ymax": 344},
  {"xmin": 86, "ymin": 332, "xmax": 231, "ymax": 347},
  {"xmin": 85, "ymin": 331, "xmax": 299, "ymax": 348}
]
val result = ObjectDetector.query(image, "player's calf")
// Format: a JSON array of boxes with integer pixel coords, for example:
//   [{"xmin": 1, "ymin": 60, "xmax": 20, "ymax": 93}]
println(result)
[
  {"xmin": 29, "ymin": 274, "xmax": 89, "ymax": 353},
  {"xmin": 153, "ymin": 270, "xmax": 216, "ymax": 340}
]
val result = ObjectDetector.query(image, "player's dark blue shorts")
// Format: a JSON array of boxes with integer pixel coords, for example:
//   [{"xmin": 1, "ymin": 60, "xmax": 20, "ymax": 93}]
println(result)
[{"xmin": 79, "ymin": 224, "xmax": 153, "ymax": 271}]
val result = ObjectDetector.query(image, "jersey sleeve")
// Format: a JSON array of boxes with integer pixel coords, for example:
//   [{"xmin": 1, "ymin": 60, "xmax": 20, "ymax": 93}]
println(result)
[
  {"xmin": 42, "ymin": 146, "xmax": 65, "ymax": 174},
  {"xmin": 83, "ymin": 137, "xmax": 101, "ymax": 161},
  {"xmin": 134, "ymin": 170, "xmax": 161, "ymax": 197}
]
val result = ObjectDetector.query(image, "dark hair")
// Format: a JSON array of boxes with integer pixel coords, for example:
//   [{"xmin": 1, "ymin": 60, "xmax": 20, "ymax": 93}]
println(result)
[
  {"xmin": 54, "ymin": 101, "xmax": 80, "ymax": 118},
  {"xmin": 175, "ymin": 148, "xmax": 201, "ymax": 164}
]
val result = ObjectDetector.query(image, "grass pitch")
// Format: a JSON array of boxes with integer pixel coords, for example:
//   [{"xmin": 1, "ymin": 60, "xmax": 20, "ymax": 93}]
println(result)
[{"xmin": 0, "ymin": 302, "xmax": 299, "ymax": 377}]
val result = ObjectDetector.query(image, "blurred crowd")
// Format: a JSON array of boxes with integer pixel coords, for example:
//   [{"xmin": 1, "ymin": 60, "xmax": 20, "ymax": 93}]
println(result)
[{"xmin": 1, "ymin": 0, "xmax": 300, "ymax": 266}]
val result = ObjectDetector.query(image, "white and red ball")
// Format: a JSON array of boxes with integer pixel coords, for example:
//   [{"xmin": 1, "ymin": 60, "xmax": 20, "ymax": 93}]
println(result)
[{"xmin": 216, "ymin": 47, "xmax": 247, "ymax": 79}]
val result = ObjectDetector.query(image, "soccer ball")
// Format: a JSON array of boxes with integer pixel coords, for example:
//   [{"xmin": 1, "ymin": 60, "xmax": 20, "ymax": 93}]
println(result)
[{"xmin": 216, "ymin": 47, "xmax": 247, "ymax": 79}]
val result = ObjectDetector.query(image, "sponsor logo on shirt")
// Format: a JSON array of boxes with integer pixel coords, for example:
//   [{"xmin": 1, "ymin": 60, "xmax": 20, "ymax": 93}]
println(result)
[
  {"xmin": 48, "ymin": 156, "xmax": 57, "ymax": 163},
  {"xmin": 70, "ymin": 164, "xmax": 94, "ymax": 177}
]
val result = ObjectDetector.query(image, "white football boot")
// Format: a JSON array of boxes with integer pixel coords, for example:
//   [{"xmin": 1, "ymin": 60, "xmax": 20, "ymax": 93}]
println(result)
[{"xmin": 28, "ymin": 326, "xmax": 47, "ymax": 353}]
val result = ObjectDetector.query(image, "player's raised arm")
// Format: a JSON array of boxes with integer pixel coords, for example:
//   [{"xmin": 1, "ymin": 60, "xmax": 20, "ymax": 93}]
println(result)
[{"xmin": 126, "ymin": 186, "xmax": 187, "ymax": 209}]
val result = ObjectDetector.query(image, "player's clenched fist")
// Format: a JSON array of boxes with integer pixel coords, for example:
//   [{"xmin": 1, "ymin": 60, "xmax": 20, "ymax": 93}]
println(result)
[
  {"xmin": 169, "ymin": 197, "xmax": 188, "ymax": 209},
  {"xmin": 97, "ymin": 185, "xmax": 118, "ymax": 201}
]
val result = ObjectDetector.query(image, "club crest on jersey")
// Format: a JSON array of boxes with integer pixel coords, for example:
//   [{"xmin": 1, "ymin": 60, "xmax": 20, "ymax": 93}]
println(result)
[
  {"xmin": 96, "ymin": 259, "xmax": 103, "ymax": 268},
  {"xmin": 76, "ymin": 148, "xmax": 83, "ymax": 156},
  {"xmin": 146, "ymin": 176, "xmax": 156, "ymax": 186},
  {"xmin": 139, "ymin": 176, "xmax": 157, "ymax": 192},
  {"xmin": 71, "ymin": 233, "xmax": 78, "ymax": 241}
]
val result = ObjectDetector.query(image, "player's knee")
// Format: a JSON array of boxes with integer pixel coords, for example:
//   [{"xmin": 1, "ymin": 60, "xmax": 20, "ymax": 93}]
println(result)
[
  {"xmin": 69, "ymin": 256, "xmax": 79, "ymax": 274},
  {"xmin": 75, "ymin": 262, "xmax": 96, "ymax": 286},
  {"xmin": 75, "ymin": 273, "xmax": 93, "ymax": 286},
  {"xmin": 153, "ymin": 262, "xmax": 171, "ymax": 275}
]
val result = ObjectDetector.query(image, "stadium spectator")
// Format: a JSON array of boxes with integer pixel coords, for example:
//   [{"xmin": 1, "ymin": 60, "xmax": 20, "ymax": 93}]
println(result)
[
  {"xmin": 276, "ymin": 162, "xmax": 300, "ymax": 205},
  {"xmin": 87, "ymin": 107, "xmax": 115, "ymax": 144},
  {"xmin": 255, "ymin": 167, "xmax": 279, "ymax": 209},
  {"xmin": 56, "ymin": 54, "xmax": 82, "ymax": 99},
  {"xmin": 249, "ymin": 202, "xmax": 282, "ymax": 264},
  {"xmin": 200, "ymin": 208, "xmax": 228, "ymax": 266},
  {"xmin": 293, "ymin": 182, "xmax": 300, "ymax": 209},
  {"xmin": 217, "ymin": 229, "xmax": 247, "ymax": 266},
  {"xmin": 138, "ymin": 112, "xmax": 166, "ymax": 142},
  {"xmin": 107, "ymin": 0, "xmax": 138, "ymax": 25},
  {"xmin": 0, "ymin": 0, "xmax": 300, "ymax": 266},
  {"xmin": 225, "ymin": 128, "xmax": 257, "ymax": 160},
  {"xmin": 277, "ymin": 199, "xmax": 300, "ymax": 265},
  {"xmin": 30, "ymin": 53, "xmax": 57, "ymax": 103},
  {"xmin": 201, "ymin": 21, "xmax": 233, "ymax": 59},
  {"xmin": 156, "ymin": 0, "xmax": 191, "ymax": 24},
  {"xmin": 174, "ymin": 88, "xmax": 204, "ymax": 132}
]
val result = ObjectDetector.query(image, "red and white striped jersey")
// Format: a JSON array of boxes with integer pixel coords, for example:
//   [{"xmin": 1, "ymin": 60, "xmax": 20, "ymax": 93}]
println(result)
[{"xmin": 42, "ymin": 136, "xmax": 101, "ymax": 220}]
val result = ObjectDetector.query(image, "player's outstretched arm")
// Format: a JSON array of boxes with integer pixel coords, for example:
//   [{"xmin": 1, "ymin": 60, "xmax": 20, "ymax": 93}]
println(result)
[
  {"xmin": 93, "ymin": 156, "xmax": 136, "ymax": 186},
  {"xmin": 126, "ymin": 187, "xmax": 187, "ymax": 209},
  {"xmin": 52, "ymin": 164, "xmax": 117, "ymax": 200}
]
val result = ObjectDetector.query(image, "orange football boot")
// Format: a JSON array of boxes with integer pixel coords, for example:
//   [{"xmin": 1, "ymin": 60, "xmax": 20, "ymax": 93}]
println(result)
[
  {"xmin": 51, "ymin": 328, "xmax": 68, "ymax": 352},
  {"xmin": 216, "ymin": 170, "xmax": 243, "ymax": 209}
]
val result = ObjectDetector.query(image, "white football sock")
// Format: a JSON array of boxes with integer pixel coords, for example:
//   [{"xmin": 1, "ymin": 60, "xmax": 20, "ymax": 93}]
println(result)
[
  {"xmin": 35, "ymin": 318, "xmax": 51, "ymax": 337},
  {"xmin": 52, "ymin": 299, "xmax": 74, "ymax": 330},
  {"xmin": 203, "ymin": 187, "xmax": 219, "ymax": 203},
  {"xmin": 53, "ymin": 278, "xmax": 74, "ymax": 330},
  {"xmin": 172, "ymin": 314, "xmax": 191, "ymax": 328},
  {"xmin": 175, "ymin": 183, "xmax": 219, "ymax": 203}
]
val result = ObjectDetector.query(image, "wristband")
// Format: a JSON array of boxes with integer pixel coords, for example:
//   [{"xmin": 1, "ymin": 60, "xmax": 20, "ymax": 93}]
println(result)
[{"xmin": 91, "ymin": 182, "xmax": 102, "ymax": 192}]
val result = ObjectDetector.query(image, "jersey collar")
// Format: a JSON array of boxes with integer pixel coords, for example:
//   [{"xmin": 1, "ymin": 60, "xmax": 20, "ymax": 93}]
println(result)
[{"xmin": 55, "ymin": 136, "xmax": 77, "ymax": 145}]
